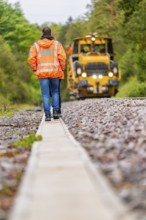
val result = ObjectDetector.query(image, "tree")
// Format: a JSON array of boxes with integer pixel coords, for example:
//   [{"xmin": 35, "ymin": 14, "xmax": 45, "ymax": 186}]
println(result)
[
  {"xmin": 0, "ymin": 0, "xmax": 42, "ymax": 103},
  {"xmin": 119, "ymin": 0, "xmax": 143, "ymax": 22}
]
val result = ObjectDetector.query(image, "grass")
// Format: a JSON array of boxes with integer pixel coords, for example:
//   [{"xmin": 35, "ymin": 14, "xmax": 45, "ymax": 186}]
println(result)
[
  {"xmin": 116, "ymin": 77, "xmax": 146, "ymax": 98},
  {"xmin": 13, "ymin": 133, "xmax": 42, "ymax": 148},
  {"xmin": 0, "ymin": 103, "xmax": 40, "ymax": 117},
  {"xmin": 0, "ymin": 109, "xmax": 14, "ymax": 117}
]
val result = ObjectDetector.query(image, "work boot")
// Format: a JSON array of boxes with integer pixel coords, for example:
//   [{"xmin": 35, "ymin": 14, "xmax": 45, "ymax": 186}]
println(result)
[
  {"xmin": 58, "ymin": 109, "xmax": 62, "ymax": 118},
  {"xmin": 45, "ymin": 112, "xmax": 51, "ymax": 121},
  {"xmin": 53, "ymin": 110, "xmax": 59, "ymax": 119}
]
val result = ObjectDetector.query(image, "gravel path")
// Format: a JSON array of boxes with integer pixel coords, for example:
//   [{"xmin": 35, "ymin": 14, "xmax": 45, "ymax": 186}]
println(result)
[
  {"xmin": 62, "ymin": 98, "xmax": 146, "ymax": 219},
  {"xmin": 0, "ymin": 108, "xmax": 43, "ymax": 220}
]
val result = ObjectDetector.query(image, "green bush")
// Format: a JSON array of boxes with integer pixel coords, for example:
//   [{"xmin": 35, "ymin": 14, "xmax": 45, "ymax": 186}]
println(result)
[
  {"xmin": 117, "ymin": 77, "xmax": 146, "ymax": 97},
  {"xmin": 0, "ymin": 35, "xmax": 41, "ymax": 104},
  {"xmin": 119, "ymin": 48, "xmax": 137, "ymax": 83},
  {"xmin": 135, "ymin": 50, "xmax": 146, "ymax": 82}
]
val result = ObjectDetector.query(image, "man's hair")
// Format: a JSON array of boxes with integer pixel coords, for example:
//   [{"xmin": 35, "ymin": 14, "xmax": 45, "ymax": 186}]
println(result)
[{"xmin": 42, "ymin": 27, "xmax": 51, "ymax": 35}]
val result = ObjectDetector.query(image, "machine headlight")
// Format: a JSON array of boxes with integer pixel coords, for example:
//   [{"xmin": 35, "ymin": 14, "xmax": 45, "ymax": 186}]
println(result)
[
  {"xmin": 98, "ymin": 74, "xmax": 103, "ymax": 79},
  {"xmin": 82, "ymin": 72, "xmax": 87, "ymax": 78},
  {"xmin": 113, "ymin": 67, "xmax": 118, "ymax": 74},
  {"xmin": 108, "ymin": 72, "xmax": 114, "ymax": 77},
  {"xmin": 92, "ymin": 74, "xmax": 97, "ymax": 79},
  {"xmin": 76, "ymin": 68, "xmax": 82, "ymax": 75},
  {"xmin": 91, "ymin": 37, "xmax": 96, "ymax": 41}
]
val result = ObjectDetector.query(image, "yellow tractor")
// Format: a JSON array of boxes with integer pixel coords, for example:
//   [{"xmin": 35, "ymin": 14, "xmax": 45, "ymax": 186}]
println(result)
[{"xmin": 66, "ymin": 34, "xmax": 121, "ymax": 99}]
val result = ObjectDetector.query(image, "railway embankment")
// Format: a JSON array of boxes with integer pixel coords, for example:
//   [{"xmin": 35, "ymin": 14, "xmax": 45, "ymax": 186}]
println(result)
[
  {"xmin": 0, "ymin": 98, "xmax": 146, "ymax": 220},
  {"xmin": 62, "ymin": 98, "xmax": 146, "ymax": 219}
]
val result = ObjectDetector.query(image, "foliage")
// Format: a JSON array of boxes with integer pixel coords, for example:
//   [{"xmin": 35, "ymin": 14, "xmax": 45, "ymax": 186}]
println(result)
[
  {"xmin": 0, "ymin": 102, "xmax": 37, "ymax": 117},
  {"xmin": 0, "ymin": 0, "xmax": 146, "ymax": 101},
  {"xmin": 0, "ymin": 0, "xmax": 42, "ymax": 104},
  {"xmin": 0, "ymin": 35, "xmax": 35, "ymax": 103},
  {"xmin": 118, "ymin": 0, "xmax": 146, "ymax": 90},
  {"xmin": 121, "ymin": 0, "xmax": 146, "ymax": 47},
  {"xmin": 0, "ymin": 101, "xmax": 14, "ymax": 117},
  {"xmin": 119, "ymin": 48, "xmax": 137, "ymax": 82},
  {"xmin": 118, "ymin": 0, "xmax": 143, "ymax": 22},
  {"xmin": 135, "ymin": 50, "xmax": 146, "ymax": 81},
  {"xmin": 117, "ymin": 77, "xmax": 146, "ymax": 97},
  {"xmin": 13, "ymin": 133, "xmax": 42, "ymax": 148},
  {"xmin": 64, "ymin": 18, "xmax": 88, "ymax": 45},
  {"xmin": 0, "ymin": 1, "xmax": 41, "ymax": 54}
]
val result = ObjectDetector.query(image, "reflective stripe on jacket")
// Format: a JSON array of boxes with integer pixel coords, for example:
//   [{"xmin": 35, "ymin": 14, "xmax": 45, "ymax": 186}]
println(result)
[{"xmin": 28, "ymin": 39, "xmax": 66, "ymax": 79}]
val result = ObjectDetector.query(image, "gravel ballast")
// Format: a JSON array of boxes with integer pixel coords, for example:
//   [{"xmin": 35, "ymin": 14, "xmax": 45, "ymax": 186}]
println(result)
[
  {"xmin": 62, "ymin": 98, "xmax": 146, "ymax": 219},
  {"xmin": 0, "ymin": 108, "xmax": 43, "ymax": 220}
]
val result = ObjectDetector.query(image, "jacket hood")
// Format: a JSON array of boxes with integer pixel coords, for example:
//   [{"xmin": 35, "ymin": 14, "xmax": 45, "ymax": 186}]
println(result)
[
  {"xmin": 37, "ymin": 39, "xmax": 55, "ymax": 49},
  {"xmin": 41, "ymin": 34, "xmax": 54, "ymax": 40}
]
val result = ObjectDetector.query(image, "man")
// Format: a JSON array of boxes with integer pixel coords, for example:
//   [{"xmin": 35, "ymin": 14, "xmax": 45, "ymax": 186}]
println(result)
[
  {"xmin": 66, "ymin": 44, "xmax": 72, "ymax": 55},
  {"xmin": 28, "ymin": 27, "xmax": 66, "ymax": 121}
]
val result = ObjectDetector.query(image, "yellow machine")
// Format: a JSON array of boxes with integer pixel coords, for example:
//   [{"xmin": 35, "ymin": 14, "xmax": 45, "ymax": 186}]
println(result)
[{"xmin": 67, "ymin": 34, "xmax": 121, "ymax": 99}]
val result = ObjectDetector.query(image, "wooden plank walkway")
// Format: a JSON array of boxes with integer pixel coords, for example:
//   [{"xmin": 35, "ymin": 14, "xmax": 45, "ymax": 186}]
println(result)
[{"xmin": 8, "ymin": 117, "xmax": 138, "ymax": 220}]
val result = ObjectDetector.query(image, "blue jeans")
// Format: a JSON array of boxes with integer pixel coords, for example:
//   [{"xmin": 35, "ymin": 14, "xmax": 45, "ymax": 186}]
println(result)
[{"xmin": 39, "ymin": 78, "xmax": 59, "ymax": 114}]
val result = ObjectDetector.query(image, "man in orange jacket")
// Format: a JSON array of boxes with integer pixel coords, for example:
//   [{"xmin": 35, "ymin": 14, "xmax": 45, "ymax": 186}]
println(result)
[{"xmin": 28, "ymin": 27, "xmax": 66, "ymax": 121}]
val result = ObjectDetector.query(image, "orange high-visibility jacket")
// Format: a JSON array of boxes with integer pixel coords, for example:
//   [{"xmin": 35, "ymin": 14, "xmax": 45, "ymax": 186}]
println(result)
[
  {"xmin": 28, "ymin": 39, "xmax": 66, "ymax": 79},
  {"xmin": 66, "ymin": 46, "xmax": 72, "ymax": 55}
]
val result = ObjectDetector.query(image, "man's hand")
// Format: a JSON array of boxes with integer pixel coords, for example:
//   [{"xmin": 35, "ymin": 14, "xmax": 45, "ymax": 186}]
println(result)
[
  {"xmin": 32, "ymin": 68, "xmax": 36, "ymax": 72},
  {"xmin": 31, "ymin": 64, "xmax": 37, "ymax": 72}
]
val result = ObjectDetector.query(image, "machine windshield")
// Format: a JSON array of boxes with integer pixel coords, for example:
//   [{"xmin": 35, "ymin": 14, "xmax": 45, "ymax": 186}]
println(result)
[{"xmin": 80, "ymin": 44, "xmax": 106, "ymax": 54}]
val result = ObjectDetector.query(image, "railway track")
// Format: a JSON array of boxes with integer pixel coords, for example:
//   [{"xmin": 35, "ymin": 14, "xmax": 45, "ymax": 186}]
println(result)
[
  {"xmin": 8, "ymin": 111, "xmax": 138, "ymax": 220},
  {"xmin": 1, "ymin": 98, "xmax": 146, "ymax": 220}
]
